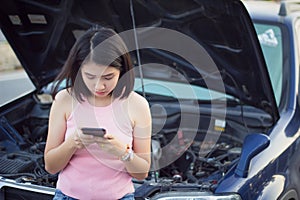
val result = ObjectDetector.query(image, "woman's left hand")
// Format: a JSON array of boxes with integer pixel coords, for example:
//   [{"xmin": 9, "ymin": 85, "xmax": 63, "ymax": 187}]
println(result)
[{"xmin": 94, "ymin": 134, "xmax": 126, "ymax": 157}]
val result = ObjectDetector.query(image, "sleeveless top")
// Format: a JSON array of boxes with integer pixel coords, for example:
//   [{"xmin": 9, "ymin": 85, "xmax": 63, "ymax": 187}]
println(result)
[{"xmin": 56, "ymin": 97, "xmax": 134, "ymax": 200}]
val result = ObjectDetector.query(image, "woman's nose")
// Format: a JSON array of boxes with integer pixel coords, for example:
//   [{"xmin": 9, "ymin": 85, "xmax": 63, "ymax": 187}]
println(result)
[{"xmin": 95, "ymin": 80, "xmax": 105, "ymax": 90}]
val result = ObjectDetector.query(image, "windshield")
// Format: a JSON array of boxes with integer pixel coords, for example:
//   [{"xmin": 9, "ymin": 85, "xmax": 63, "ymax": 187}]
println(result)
[
  {"xmin": 253, "ymin": 23, "xmax": 283, "ymax": 107},
  {"xmin": 134, "ymin": 78, "xmax": 233, "ymax": 101},
  {"xmin": 134, "ymin": 24, "xmax": 284, "ymax": 105}
]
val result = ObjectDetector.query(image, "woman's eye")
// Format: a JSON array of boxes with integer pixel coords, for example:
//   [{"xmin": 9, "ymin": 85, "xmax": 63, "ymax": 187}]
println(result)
[
  {"xmin": 104, "ymin": 76, "xmax": 114, "ymax": 80},
  {"xmin": 86, "ymin": 75, "xmax": 96, "ymax": 80}
]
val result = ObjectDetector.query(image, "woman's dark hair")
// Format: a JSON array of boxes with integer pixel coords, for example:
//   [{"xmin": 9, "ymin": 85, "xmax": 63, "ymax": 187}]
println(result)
[{"xmin": 51, "ymin": 26, "xmax": 134, "ymax": 102}]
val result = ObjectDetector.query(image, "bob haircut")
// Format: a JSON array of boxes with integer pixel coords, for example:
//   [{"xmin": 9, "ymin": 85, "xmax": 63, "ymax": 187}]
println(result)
[{"xmin": 51, "ymin": 26, "xmax": 134, "ymax": 102}]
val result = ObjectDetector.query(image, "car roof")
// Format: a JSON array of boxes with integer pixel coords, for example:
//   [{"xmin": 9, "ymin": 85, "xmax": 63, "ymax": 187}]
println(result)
[{"xmin": 243, "ymin": 0, "xmax": 300, "ymax": 21}]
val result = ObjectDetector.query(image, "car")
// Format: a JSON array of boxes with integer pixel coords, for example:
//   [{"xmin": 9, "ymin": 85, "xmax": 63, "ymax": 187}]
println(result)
[
  {"xmin": 0, "ymin": 0, "xmax": 299, "ymax": 200},
  {"xmin": 241, "ymin": 1, "xmax": 300, "ymax": 199}
]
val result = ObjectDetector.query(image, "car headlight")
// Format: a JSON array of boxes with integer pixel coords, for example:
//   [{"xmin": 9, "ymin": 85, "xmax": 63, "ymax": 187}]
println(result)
[{"xmin": 150, "ymin": 191, "xmax": 241, "ymax": 200}]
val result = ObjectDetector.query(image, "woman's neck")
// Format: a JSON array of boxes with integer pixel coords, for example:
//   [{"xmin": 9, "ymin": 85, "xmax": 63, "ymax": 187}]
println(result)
[{"xmin": 87, "ymin": 95, "xmax": 113, "ymax": 107}]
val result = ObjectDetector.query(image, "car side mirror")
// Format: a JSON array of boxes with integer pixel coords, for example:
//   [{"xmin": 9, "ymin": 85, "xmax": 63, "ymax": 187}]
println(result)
[{"xmin": 235, "ymin": 133, "xmax": 270, "ymax": 178}]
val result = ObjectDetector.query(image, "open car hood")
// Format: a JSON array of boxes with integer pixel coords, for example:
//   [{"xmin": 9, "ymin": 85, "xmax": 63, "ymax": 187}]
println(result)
[{"xmin": 0, "ymin": 0, "xmax": 278, "ymax": 119}]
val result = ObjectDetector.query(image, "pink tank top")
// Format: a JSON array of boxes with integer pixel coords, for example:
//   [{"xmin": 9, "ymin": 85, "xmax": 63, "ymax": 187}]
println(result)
[{"xmin": 56, "ymin": 97, "xmax": 134, "ymax": 200}]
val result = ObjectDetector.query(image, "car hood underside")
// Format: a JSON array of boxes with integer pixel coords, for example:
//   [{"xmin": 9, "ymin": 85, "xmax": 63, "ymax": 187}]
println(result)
[{"xmin": 0, "ymin": 0, "xmax": 278, "ymax": 120}]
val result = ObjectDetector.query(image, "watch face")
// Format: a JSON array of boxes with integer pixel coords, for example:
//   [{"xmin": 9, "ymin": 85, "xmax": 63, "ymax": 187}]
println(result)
[
  {"xmin": 129, "ymin": 149, "xmax": 134, "ymax": 161},
  {"xmin": 120, "ymin": 146, "xmax": 133, "ymax": 162}
]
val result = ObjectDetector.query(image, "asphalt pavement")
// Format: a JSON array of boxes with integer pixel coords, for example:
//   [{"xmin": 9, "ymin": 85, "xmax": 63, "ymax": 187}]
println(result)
[{"xmin": 0, "ymin": 69, "xmax": 35, "ymax": 106}]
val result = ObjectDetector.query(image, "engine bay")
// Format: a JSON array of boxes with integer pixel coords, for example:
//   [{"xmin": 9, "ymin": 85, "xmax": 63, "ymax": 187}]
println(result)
[{"xmin": 0, "ymin": 92, "xmax": 270, "ymax": 198}]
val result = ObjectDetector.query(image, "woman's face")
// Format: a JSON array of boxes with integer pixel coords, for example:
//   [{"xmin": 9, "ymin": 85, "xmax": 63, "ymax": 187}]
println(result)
[{"xmin": 81, "ymin": 62, "xmax": 120, "ymax": 98}]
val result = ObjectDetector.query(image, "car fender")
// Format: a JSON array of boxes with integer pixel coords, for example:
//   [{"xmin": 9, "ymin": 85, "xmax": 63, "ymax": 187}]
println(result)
[{"xmin": 257, "ymin": 175, "xmax": 285, "ymax": 200}]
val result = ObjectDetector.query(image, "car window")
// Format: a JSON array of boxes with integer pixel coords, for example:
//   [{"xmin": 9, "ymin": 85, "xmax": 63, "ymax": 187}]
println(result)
[
  {"xmin": 253, "ymin": 23, "xmax": 283, "ymax": 107},
  {"xmin": 0, "ymin": 30, "xmax": 35, "ymax": 107},
  {"xmin": 296, "ymin": 21, "xmax": 300, "ymax": 61}
]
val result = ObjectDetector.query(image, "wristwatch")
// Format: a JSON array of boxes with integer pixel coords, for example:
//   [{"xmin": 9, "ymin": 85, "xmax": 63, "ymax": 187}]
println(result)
[{"xmin": 120, "ymin": 145, "xmax": 134, "ymax": 162}]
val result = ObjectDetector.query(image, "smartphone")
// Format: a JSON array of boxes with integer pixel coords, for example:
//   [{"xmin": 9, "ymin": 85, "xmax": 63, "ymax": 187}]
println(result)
[{"xmin": 81, "ymin": 127, "xmax": 106, "ymax": 137}]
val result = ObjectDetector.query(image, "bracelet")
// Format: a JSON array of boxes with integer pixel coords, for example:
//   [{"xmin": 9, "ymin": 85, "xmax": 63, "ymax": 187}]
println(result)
[{"xmin": 120, "ymin": 144, "xmax": 134, "ymax": 162}]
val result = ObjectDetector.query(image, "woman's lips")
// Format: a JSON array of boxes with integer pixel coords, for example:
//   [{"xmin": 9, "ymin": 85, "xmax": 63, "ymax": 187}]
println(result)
[{"xmin": 95, "ymin": 91, "xmax": 106, "ymax": 96}]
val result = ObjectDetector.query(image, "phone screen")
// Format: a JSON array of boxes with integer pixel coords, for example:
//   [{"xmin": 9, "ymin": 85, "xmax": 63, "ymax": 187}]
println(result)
[{"xmin": 81, "ymin": 128, "xmax": 106, "ymax": 137}]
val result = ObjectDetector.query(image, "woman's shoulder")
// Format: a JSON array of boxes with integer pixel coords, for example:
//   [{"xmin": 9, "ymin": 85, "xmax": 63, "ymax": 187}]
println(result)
[
  {"xmin": 51, "ymin": 88, "xmax": 74, "ymax": 118},
  {"xmin": 53, "ymin": 88, "xmax": 73, "ymax": 105},
  {"xmin": 127, "ymin": 92, "xmax": 150, "ymax": 115},
  {"xmin": 127, "ymin": 91, "xmax": 149, "ymax": 107},
  {"xmin": 127, "ymin": 91, "xmax": 151, "ymax": 126}
]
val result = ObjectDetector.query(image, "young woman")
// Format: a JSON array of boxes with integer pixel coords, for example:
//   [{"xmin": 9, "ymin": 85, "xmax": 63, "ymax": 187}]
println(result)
[{"xmin": 44, "ymin": 26, "xmax": 152, "ymax": 200}]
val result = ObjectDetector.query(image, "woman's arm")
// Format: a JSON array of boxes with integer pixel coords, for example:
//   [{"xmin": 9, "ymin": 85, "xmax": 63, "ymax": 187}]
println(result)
[
  {"xmin": 44, "ymin": 90, "xmax": 78, "ymax": 174},
  {"xmin": 124, "ymin": 92, "xmax": 152, "ymax": 180}
]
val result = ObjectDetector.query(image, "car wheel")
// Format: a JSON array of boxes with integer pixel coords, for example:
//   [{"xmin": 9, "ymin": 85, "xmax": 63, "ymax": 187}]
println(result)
[{"xmin": 279, "ymin": 189, "xmax": 298, "ymax": 200}]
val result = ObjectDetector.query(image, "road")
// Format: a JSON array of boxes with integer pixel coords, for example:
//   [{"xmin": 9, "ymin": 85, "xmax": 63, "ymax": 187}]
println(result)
[{"xmin": 0, "ymin": 70, "xmax": 35, "ymax": 106}]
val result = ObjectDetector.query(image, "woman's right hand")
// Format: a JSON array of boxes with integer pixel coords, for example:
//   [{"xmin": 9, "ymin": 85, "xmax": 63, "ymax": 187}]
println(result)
[{"xmin": 73, "ymin": 129, "xmax": 96, "ymax": 149}]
